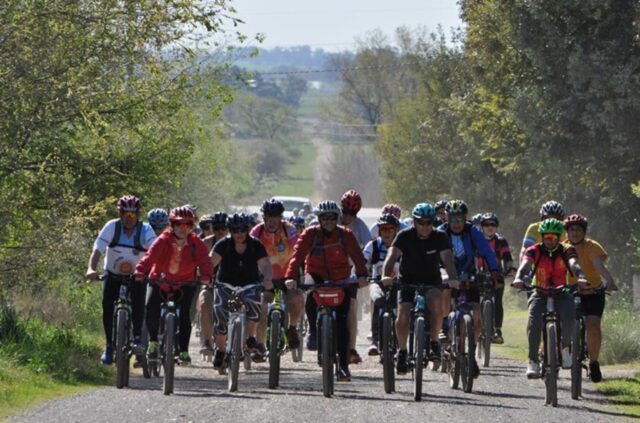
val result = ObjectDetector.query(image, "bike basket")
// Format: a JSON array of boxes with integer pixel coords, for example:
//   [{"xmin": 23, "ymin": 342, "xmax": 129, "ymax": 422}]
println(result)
[{"xmin": 313, "ymin": 287, "xmax": 346, "ymax": 307}]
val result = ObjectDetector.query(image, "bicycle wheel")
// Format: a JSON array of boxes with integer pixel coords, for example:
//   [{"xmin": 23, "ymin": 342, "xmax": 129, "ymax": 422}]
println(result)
[
  {"xmin": 320, "ymin": 313, "xmax": 334, "ymax": 398},
  {"xmin": 162, "ymin": 312, "xmax": 176, "ymax": 395},
  {"xmin": 448, "ymin": 317, "xmax": 460, "ymax": 389},
  {"xmin": 115, "ymin": 308, "xmax": 129, "ymax": 389},
  {"xmin": 268, "ymin": 311, "xmax": 282, "ymax": 389},
  {"xmin": 545, "ymin": 322, "xmax": 558, "ymax": 407},
  {"xmin": 571, "ymin": 318, "xmax": 582, "ymax": 400},
  {"xmin": 228, "ymin": 319, "xmax": 242, "ymax": 392},
  {"xmin": 412, "ymin": 316, "xmax": 425, "ymax": 401},
  {"xmin": 461, "ymin": 314, "xmax": 474, "ymax": 393},
  {"xmin": 482, "ymin": 300, "xmax": 493, "ymax": 368},
  {"xmin": 292, "ymin": 315, "xmax": 306, "ymax": 362},
  {"xmin": 382, "ymin": 312, "xmax": 395, "ymax": 394}
]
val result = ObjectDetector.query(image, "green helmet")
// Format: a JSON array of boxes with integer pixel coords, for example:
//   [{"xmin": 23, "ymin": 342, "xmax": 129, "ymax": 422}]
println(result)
[{"xmin": 539, "ymin": 218, "xmax": 564, "ymax": 236}]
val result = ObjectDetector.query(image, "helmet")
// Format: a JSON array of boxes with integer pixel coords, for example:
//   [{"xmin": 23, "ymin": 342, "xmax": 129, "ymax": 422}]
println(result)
[
  {"xmin": 446, "ymin": 199, "xmax": 468, "ymax": 215},
  {"xmin": 316, "ymin": 200, "xmax": 341, "ymax": 217},
  {"xmin": 169, "ymin": 206, "xmax": 197, "ymax": 224},
  {"xmin": 340, "ymin": 190, "xmax": 362, "ymax": 213},
  {"xmin": 147, "ymin": 208, "xmax": 169, "ymax": 229},
  {"xmin": 411, "ymin": 203, "xmax": 436, "ymax": 219},
  {"xmin": 261, "ymin": 198, "xmax": 285, "ymax": 216},
  {"xmin": 471, "ymin": 213, "xmax": 483, "ymax": 226},
  {"xmin": 480, "ymin": 212, "xmax": 499, "ymax": 226},
  {"xmin": 539, "ymin": 218, "xmax": 565, "ymax": 236},
  {"xmin": 227, "ymin": 213, "xmax": 250, "ymax": 230},
  {"xmin": 539, "ymin": 200, "xmax": 565, "ymax": 219},
  {"xmin": 381, "ymin": 203, "xmax": 402, "ymax": 219},
  {"xmin": 564, "ymin": 214, "xmax": 588, "ymax": 231},
  {"xmin": 249, "ymin": 213, "xmax": 259, "ymax": 226},
  {"xmin": 212, "ymin": 211, "xmax": 228, "ymax": 226},
  {"xmin": 435, "ymin": 200, "xmax": 449, "ymax": 211},
  {"xmin": 377, "ymin": 213, "xmax": 400, "ymax": 227},
  {"xmin": 117, "ymin": 195, "xmax": 141, "ymax": 212}
]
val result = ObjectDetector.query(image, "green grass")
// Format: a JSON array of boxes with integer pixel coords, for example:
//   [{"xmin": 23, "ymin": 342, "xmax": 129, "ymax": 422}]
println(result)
[
  {"xmin": 493, "ymin": 308, "xmax": 529, "ymax": 362},
  {"xmin": 269, "ymin": 140, "xmax": 316, "ymax": 196},
  {"xmin": 297, "ymin": 91, "xmax": 324, "ymax": 118},
  {"xmin": 596, "ymin": 373, "xmax": 640, "ymax": 418}
]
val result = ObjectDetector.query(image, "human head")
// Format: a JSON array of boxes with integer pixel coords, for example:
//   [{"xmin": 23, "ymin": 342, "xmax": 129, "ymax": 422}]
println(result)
[
  {"xmin": 539, "ymin": 200, "xmax": 565, "ymax": 220},
  {"xmin": 435, "ymin": 200, "xmax": 449, "ymax": 221},
  {"xmin": 480, "ymin": 212, "xmax": 499, "ymax": 238},
  {"xmin": 381, "ymin": 203, "xmax": 402, "ymax": 219},
  {"xmin": 184, "ymin": 204, "xmax": 198, "ymax": 221},
  {"xmin": 169, "ymin": 206, "xmax": 196, "ymax": 239},
  {"xmin": 291, "ymin": 216, "xmax": 306, "ymax": 234},
  {"xmin": 261, "ymin": 198, "xmax": 285, "ymax": 233},
  {"xmin": 227, "ymin": 213, "xmax": 250, "ymax": 243},
  {"xmin": 471, "ymin": 213, "xmax": 483, "ymax": 228},
  {"xmin": 377, "ymin": 213, "xmax": 400, "ymax": 245},
  {"xmin": 340, "ymin": 190, "xmax": 362, "ymax": 224},
  {"xmin": 564, "ymin": 214, "xmax": 588, "ymax": 244},
  {"xmin": 117, "ymin": 195, "xmax": 141, "ymax": 229},
  {"xmin": 412, "ymin": 203, "xmax": 436, "ymax": 238},
  {"xmin": 147, "ymin": 208, "xmax": 169, "ymax": 236},
  {"xmin": 539, "ymin": 218, "xmax": 564, "ymax": 251},
  {"xmin": 446, "ymin": 199, "xmax": 468, "ymax": 235},
  {"xmin": 317, "ymin": 200, "xmax": 341, "ymax": 232}
]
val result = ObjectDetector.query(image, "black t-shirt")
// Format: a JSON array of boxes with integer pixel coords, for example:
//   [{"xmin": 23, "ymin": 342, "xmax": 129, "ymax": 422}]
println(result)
[
  {"xmin": 392, "ymin": 227, "xmax": 451, "ymax": 284},
  {"xmin": 213, "ymin": 236, "xmax": 268, "ymax": 286}
]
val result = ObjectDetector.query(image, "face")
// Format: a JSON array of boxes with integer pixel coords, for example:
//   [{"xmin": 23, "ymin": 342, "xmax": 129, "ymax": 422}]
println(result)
[
  {"xmin": 413, "ymin": 217, "xmax": 434, "ymax": 238},
  {"xmin": 567, "ymin": 225, "xmax": 585, "ymax": 244},
  {"xmin": 264, "ymin": 215, "xmax": 282, "ymax": 233},
  {"xmin": 542, "ymin": 233, "xmax": 560, "ymax": 250},
  {"xmin": 379, "ymin": 225, "xmax": 398, "ymax": 245},
  {"xmin": 119, "ymin": 210, "xmax": 139, "ymax": 229},
  {"xmin": 341, "ymin": 210, "xmax": 356, "ymax": 224},
  {"xmin": 213, "ymin": 225, "xmax": 228, "ymax": 240},
  {"xmin": 449, "ymin": 214, "xmax": 466, "ymax": 234},
  {"xmin": 436, "ymin": 208, "xmax": 446, "ymax": 221},
  {"xmin": 172, "ymin": 221, "xmax": 193, "ymax": 239},
  {"xmin": 230, "ymin": 227, "xmax": 248, "ymax": 243},
  {"xmin": 319, "ymin": 213, "xmax": 338, "ymax": 232},
  {"xmin": 481, "ymin": 220, "xmax": 498, "ymax": 238}
]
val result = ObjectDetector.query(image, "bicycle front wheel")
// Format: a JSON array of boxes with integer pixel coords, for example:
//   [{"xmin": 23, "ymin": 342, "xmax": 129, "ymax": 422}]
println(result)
[
  {"xmin": 162, "ymin": 312, "xmax": 176, "ymax": 395},
  {"xmin": 546, "ymin": 322, "xmax": 558, "ymax": 407},
  {"xmin": 268, "ymin": 311, "xmax": 282, "ymax": 389},
  {"xmin": 115, "ymin": 308, "xmax": 130, "ymax": 389},
  {"xmin": 228, "ymin": 318, "xmax": 242, "ymax": 392},
  {"xmin": 461, "ymin": 314, "xmax": 474, "ymax": 393},
  {"xmin": 571, "ymin": 318, "xmax": 582, "ymax": 400},
  {"xmin": 482, "ymin": 300, "xmax": 493, "ymax": 368},
  {"xmin": 382, "ymin": 312, "xmax": 395, "ymax": 394},
  {"xmin": 320, "ymin": 313, "xmax": 334, "ymax": 397},
  {"xmin": 413, "ymin": 316, "xmax": 425, "ymax": 401}
]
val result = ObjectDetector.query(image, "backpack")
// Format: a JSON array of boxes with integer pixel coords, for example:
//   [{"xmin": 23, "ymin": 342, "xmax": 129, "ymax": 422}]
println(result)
[
  {"xmin": 530, "ymin": 244, "xmax": 574, "ymax": 279},
  {"xmin": 371, "ymin": 238, "xmax": 382, "ymax": 265},
  {"xmin": 308, "ymin": 226, "xmax": 346, "ymax": 257},
  {"xmin": 109, "ymin": 221, "xmax": 146, "ymax": 251}
]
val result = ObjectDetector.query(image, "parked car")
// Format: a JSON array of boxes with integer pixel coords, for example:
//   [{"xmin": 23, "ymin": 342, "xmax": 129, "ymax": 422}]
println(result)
[{"xmin": 272, "ymin": 196, "xmax": 312, "ymax": 220}]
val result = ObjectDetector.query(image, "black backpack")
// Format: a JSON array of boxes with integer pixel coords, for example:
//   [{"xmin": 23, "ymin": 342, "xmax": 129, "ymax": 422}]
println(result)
[{"xmin": 109, "ymin": 221, "xmax": 146, "ymax": 251}]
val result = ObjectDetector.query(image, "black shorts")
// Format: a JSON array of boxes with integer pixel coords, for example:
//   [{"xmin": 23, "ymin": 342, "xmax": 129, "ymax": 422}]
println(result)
[
  {"xmin": 452, "ymin": 286, "xmax": 480, "ymax": 304},
  {"xmin": 579, "ymin": 291, "xmax": 605, "ymax": 318},
  {"xmin": 398, "ymin": 284, "xmax": 443, "ymax": 305}
]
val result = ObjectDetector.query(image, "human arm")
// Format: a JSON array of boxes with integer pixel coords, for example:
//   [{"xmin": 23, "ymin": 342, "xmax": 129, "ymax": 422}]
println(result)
[
  {"xmin": 258, "ymin": 256, "xmax": 273, "ymax": 290},
  {"xmin": 439, "ymin": 248, "xmax": 460, "ymax": 289},
  {"xmin": 381, "ymin": 246, "xmax": 402, "ymax": 287},
  {"xmin": 86, "ymin": 250, "xmax": 102, "ymax": 280},
  {"xmin": 592, "ymin": 256, "xmax": 617, "ymax": 291}
]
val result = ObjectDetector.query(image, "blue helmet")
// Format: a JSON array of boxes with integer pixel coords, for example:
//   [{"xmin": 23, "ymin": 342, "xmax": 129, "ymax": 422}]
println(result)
[
  {"xmin": 411, "ymin": 203, "xmax": 436, "ymax": 219},
  {"xmin": 147, "ymin": 208, "xmax": 169, "ymax": 229}
]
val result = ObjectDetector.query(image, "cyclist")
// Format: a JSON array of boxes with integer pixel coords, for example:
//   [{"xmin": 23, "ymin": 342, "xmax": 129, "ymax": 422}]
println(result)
[
  {"xmin": 251, "ymin": 198, "xmax": 304, "ymax": 361},
  {"xmin": 196, "ymin": 212, "xmax": 228, "ymax": 354},
  {"xmin": 438, "ymin": 200, "xmax": 502, "ymax": 377},
  {"xmin": 86, "ymin": 195, "xmax": 157, "ymax": 365},
  {"xmin": 134, "ymin": 206, "xmax": 213, "ymax": 366},
  {"xmin": 434, "ymin": 200, "xmax": 449, "ymax": 227},
  {"xmin": 380, "ymin": 203, "xmax": 459, "ymax": 374},
  {"xmin": 285, "ymin": 200, "xmax": 368, "ymax": 381},
  {"xmin": 512, "ymin": 218, "xmax": 588, "ymax": 378},
  {"xmin": 519, "ymin": 200, "xmax": 566, "ymax": 262},
  {"xmin": 369, "ymin": 203, "xmax": 403, "ymax": 240},
  {"xmin": 290, "ymin": 216, "xmax": 307, "ymax": 235},
  {"xmin": 363, "ymin": 213, "xmax": 401, "ymax": 356},
  {"xmin": 148, "ymin": 208, "xmax": 169, "ymax": 236},
  {"xmin": 210, "ymin": 213, "xmax": 273, "ymax": 370},
  {"xmin": 563, "ymin": 214, "xmax": 617, "ymax": 382},
  {"xmin": 339, "ymin": 190, "xmax": 371, "ymax": 364},
  {"xmin": 477, "ymin": 212, "xmax": 516, "ymax": 344}
]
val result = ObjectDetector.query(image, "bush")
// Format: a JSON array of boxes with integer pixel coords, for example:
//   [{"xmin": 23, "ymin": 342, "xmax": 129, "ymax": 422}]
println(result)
[{"xmin": 601, "ymin": 304, "xmax": 640, "ymax": 365}]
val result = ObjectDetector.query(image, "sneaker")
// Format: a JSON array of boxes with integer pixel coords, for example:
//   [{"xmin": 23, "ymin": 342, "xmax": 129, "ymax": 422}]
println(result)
[
  {"xmin": 438, "ymin": 328, "xmax": 449, "ymax": 342},
  {"xmin": 396, "ymin": 349, "xmax": 408, "ymax": 375},
  {"xmin": 349, "ymin": 349, "xmax": 362, "ymax": 364},
  {"xmin": 146, "ymin": 341, "xmax": 159, "ymax": 360},
  {"xmin": 492, "ymin": 329, "xmax": 504, "ymax": 344},
  {"xmin": 429, "ymin": 342, "xmax": 442, "ymax": 362},
  {"xmin": 199, "ymin": 340, "xmax": 214, "ymax": 354},
  {"xmin": 472, "ymin": 358, "xmax": 480, "ymax": 379},
  {"xmin": 178, "ymin": 352, "xmax": 191, "ymax": 366},
  {"xmin": 306, "ymin": 330, "xmax": 317, "ymax": 351},
  {"xmin": 337, "ymin": 365, "xmax": 351, "ymax": 382},
  {"xmin": 213, "ymin": 350, "xmax": 226, "ymax": 370},
  {"xmin": 287, "ymin": 326, "xmax": 300, "ymax": 349},
  {"xmin": 589, "ymin": 361, "xmax": 602, "ymax": 383},
  {"xmin": 367, "ymin": 343, "xmax": 379, "ymax": 356},
  {"xmin": 251, "ymin": 343, "xmax": 266, "ymax": 363},
  {"xmin": 526, "ymin": 361, "xmax": 540, "ymax": 379},
  {"xmin": 561, "ymin": 347, "xmax": 572, "ymax": 369},
  {"xmin": 100, "ymin": 344, "xmax": 113, "ymax": 365}
]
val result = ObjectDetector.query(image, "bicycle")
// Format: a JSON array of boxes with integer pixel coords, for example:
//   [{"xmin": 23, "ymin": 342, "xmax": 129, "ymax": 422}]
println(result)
[
  {"xmin": 216, "ymin": 282, "xmax": 263, "ymax": 392},
  {"xmin": 476, "ymin": 271, "xmax": 494, "ymax": 368},
  {"xmin": 101, "ymin": 273, "xmax": 150, "ymax": 389},
  {"xmin": 147, "ymin": 278, "xmax": 200, "ymax": 395},
  {"xmin": 266, "ymin": 280, "xmax": 289, "ymax": 389},
  {"xmin": 444, "ymin": 273, "xmax": 476, "ymax": 393},
  {"xmin": 291, "ymin": 311, "xmax": 307, "ymax": 363},
  {"xmin": 370, "ymin": 277, "xmax": 398, "ymax": 394}
]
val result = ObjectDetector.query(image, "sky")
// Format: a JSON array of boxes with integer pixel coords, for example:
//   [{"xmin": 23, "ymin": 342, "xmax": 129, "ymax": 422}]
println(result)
[{"xmin": 230, "ymin": 0, "xmax": 464, "ymax": 51}]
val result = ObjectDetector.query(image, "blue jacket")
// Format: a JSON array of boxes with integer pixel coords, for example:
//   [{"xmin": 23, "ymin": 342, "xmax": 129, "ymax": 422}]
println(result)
[{"xmin": 438, "ymin": 222, "xmax": 499, "ymax": 275}]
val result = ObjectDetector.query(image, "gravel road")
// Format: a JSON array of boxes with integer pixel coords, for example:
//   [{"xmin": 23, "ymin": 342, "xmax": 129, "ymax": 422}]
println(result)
[{"xmin": 14, "ymin": 314, "xmax": 633, "ymax": 423}]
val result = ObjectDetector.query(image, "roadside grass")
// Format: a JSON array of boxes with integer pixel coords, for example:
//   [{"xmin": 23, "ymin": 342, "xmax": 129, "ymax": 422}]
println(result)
[
  {"xmin": 297, "ymin": 90, "xmax": 324, "ymax": 118},
  {"xmin": 269, "ymin": 140, "xmax": 316, "ymax": 197},
  {"xmin": 596, "ymin": 373, "xmax": 640, "ymax": 418},
  {"xmin": 493, "ymin": 308, "xmax": 529, "ymax": 362}
]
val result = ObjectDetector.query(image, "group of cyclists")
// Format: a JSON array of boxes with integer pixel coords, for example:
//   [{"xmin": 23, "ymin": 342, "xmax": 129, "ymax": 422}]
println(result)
[{"xmin": 86, "ymin": 192, "xmax": 617, "ymax": 391}]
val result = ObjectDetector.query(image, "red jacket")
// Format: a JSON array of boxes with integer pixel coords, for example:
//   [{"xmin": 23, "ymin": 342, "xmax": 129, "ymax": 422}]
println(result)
[
  {"xmin": 285, "ymin": 225, "xmax": 367, "ymax": 281},
  {"xmin": 135, "ymin": 231, "xmax": 213, "ymax": 288}
]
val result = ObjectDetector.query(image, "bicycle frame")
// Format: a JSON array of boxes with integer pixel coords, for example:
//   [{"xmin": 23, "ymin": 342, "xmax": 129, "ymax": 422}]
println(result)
[{"xmin": 407, "ymin": 287, "xmax": 431, "ymax": 371}]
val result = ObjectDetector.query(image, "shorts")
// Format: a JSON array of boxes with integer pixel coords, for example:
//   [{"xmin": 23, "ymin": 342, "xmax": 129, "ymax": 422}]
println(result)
[
  {"xmin": 579, "ymin": 291, "xmax": 605, "ymax": 318},
  {"xmin": 398, "ymin": 283, "xmax": 443, "ymax": 305},
  {"xmin": 213, "ymin": 284, "xmax": 261, "ymax": 335}
]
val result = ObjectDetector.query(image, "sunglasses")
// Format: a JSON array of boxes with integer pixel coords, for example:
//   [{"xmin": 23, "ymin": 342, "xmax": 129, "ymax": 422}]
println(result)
[
  {"xmin": 415, "ymin": 219, "xmax": 434, "ymax": 226},
  {"xmin": 449, "ymin": 217, "xmax": 466, "ymax": 224},
  {"xmin": 543, "ymin": 233, "xmax": 559, "ymax": 240},
  {"xmin": 319, "ymin": 215, "xmax": 338, "ymax": 222},
  {"xmin": 175, "ymin": 221, "xmax": 193, "ymax": 229},
  {"xmin": 379, "ymin": 225, "xmax": 397, "ymax": 232},
  {"xmin": 482, "ymin": 222, "xmax": 498, "ymax": 227},
  {"xmin": 121, "ymin": 211, "xmax": 137, "ymax": 219},
  {"xmin": 230, "ymin": 228, "xmax": 248, "ymax": 234}
]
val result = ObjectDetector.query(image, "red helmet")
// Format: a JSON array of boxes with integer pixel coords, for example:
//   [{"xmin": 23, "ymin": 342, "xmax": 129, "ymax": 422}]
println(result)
[
  {"xmin": 169, "ymin": 206, "xmax": 197, "ymax": 224},
  {"xmin": 382, "ymin": 203, "xmax": 402, "ymax": 219},
  {"xmin": 564, "ymin": 214, "xmax": 588, "ymax": 231},
  {"xmin": 340, "ymin": 190, "xmax": 362, "ymax": 213},
  {"xmin": 117, "ymin": 195, "xmax": 141, "ymax": 212}
]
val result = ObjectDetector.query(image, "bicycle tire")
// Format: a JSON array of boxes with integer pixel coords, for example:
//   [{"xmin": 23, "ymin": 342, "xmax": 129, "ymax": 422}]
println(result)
[
  {"xmin": 268, "ymin": 311, "xmax": 282, "ymax": 389},
  {"xmin": 115, "ymin": 308, "xmax": 129, "ymax": 389},
  {"xmin": 482, "ymin": 300, "xmax": 493, "ymax": 368},
  {"xmin": 546, "ymin": 323, "xmax": 558, "ymax": 407},
  {"xmin": 228, "ymin": 319, "xmax": 242, "ymax": 392},
  {"xmin": 162, "ymin": 312, "xmax": 176, "ymax": 395},
  {"xmin": 141, "ymin": 353, "xmax": 150, "ymax": 379},
  {"xmin": 448, "ymin": 317, "xmax": 460, "ymax": 389},
  {"xmin": 382, "ymin": 312, "xmax": 395, "ymax": 393},
  {"xmin": 320, "ymin": 313, "xmax": 334, "ymax": 398},
  {"xmin": 292, "ymin": 315, "xmax": 306, "ymax": 362},
  {"xmin": 413, "ymin": 316, "xmax": 425, "ymax": 401},
  {"xmin": 571, "ymin": 318, "xmax": 582, "ymax": 400},
  {"xmin": 461, "ymin": 314, "xmax": 474, "ymax": 393}
]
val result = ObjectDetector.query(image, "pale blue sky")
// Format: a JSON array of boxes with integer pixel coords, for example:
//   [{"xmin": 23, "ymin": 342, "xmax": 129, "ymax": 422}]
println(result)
[{"xmin": 231, "ymin": 0, "xmax": 463, "ymax": 50}]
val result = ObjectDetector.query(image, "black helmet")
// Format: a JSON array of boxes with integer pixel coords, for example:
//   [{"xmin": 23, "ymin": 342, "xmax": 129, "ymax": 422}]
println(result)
[
  {"xmin": 261, "ymin": 198, "xmax": 285, "ymax": 216},
  {"xmin": 227, "ymin": 213, "xmax": 250, "ymax": 231},
  {"xmin": 480, "ymin": 212, "xmax": 499, "ymax": 226},
  {"xmin": 377, "ymin": 213, "xmax": 400, "ymax": 227},
  {"xmin": 212, "ymin": 211, "xmax": 228, "ymax": 226}
]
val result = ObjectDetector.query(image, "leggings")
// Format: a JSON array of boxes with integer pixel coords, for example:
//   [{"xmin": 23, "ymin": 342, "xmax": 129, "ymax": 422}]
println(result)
[
  {"xmin": 146, "ymin": 284, "xmax": 196, "ymax": 353},
  {"xmin": 494, "ymin": 286, "xmax": 504, "ymax": 328}
]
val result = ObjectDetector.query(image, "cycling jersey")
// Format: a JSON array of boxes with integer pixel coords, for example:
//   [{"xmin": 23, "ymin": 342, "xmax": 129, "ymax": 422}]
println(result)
[
  {"xmin": 522, "ymin": 221, "xmax": 567, "ymax": 249},
  {"xmin": 94, "ymin": 218, "xmax": 156, "ymax": 275},
  {"xmin": 250, "ymin": 221, "xmax": 297, "ymax": 280},
  {"xmin": 564, "ymin": 238, "xmax": 608, "ymax": 289},
  {"xmin": 524, "ymin": 243, "xmax": 577, "ymax": 289},
  {"xmin": 438, "ymin": 222, "xmax": 499, "ymax": 274},
  {"xmin": 392, "ymin": 227, "xmax": 450, "ymax": 284},
  {"xmin": 212, "ymin": 236, "xmax": 268, "ymax": 286},
  {"xmin": 477, "ymin": 235, "xmax": 513, "ymax": 273},
  {"xmin": 363, "ymin": 238, "xmax": 399, "ymax": 278}
]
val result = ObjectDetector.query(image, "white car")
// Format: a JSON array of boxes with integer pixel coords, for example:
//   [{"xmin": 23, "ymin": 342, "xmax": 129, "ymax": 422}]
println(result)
[{"xmin": 273, "ymin": 196, "xmax": 312, "ymax": 220}]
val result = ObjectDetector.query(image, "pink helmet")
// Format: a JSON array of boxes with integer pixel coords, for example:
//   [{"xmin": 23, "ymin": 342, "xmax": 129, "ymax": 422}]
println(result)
[
  {"xmin": 117, "ymin": 195, "xmax": 141, "ymax": 212},
  {"xmin": 340, "ymin": 190, "xmax": 362, "ymax": 213},
  {"xmin": 382, "ymin": 203, "xmax": 402, "ymax": 219},
  {"xmin": 169, "ymin": 206, "xmax": 197, "ymax": 224}
]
